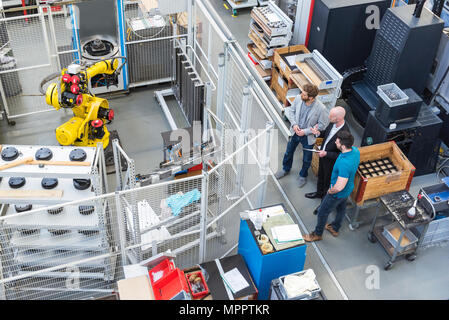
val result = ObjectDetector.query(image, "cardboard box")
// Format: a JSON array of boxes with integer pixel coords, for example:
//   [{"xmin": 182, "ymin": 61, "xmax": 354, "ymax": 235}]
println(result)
[{"xmin": 117, "ymin": 275, "xmax": 155, "ymax": 300}]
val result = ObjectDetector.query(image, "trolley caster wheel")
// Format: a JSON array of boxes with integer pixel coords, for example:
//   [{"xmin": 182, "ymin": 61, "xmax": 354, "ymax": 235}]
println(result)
[
  {"xmin": 349, "ymin": 222, "xmax": 359, "ymax": 231},
  {"xmin": 367, "ymin": 232, "xmax": 376, "ymax": 243},
  {"xmin": 384, "ymin": 262, "xmax": 393, "ymax": 271},
  {"xmin": 405, "ymin": 254, "xmax": 416, "ymax": 261},
  {"xmin": 8, "ymin": 121, "xmax": 16, "ymax": 126}
]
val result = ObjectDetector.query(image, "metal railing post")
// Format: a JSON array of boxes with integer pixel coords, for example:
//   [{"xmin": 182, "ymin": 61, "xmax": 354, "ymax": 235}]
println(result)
[
  {"xmin": 114, "ymin": 192, "xmax": 128, "ymax": 268},
  {"xmin": 187, "ymin": 0, "xmax": 194, "ymax": 63},
  {"xmin": 203, "ymin": 81, "xmax": 212, "ymax": 144},
  {"xmin": 112, "ymin": 139, "xmax": 123, "ymax": 191},
  {"xmin": 99, "ymin": 144, "xmax": 109, "ymax": 194},
  {"xmin": 231, "ymin": 83, "xmax": 252, "ymax": 199},
  {"xmin": 198, "ymin": 165, "xmax": 209, "ymax": 263},
  {"xmin": 257, "ymin": 121, "xmax": 274, "ymax": 208},
  {"xmin": 216, "ymin": 50, "xmax": 227, "ymax": 134}
]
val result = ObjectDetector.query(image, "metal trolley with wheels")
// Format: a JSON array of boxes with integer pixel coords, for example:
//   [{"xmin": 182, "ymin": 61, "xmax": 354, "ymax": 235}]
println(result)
[{"xmin": 367, "ymin": 190, "xmax": 432, "ymax": 271}]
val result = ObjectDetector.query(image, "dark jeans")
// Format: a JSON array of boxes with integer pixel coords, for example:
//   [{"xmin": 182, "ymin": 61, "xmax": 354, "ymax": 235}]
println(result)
[
  {"xmin": 282, "ymin": 134, "xmax": 314, "ymax": 178},
  {"xmin": 314, "ymin": 193, "xmax": 348, "ymax": 236}
]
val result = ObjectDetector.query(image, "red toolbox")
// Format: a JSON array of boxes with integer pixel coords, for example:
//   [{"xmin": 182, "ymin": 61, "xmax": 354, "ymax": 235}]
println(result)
[
  {"xmin": 186, "ymin": 271, "xmax": 209, "ymax": 299},
  {"xmin": 152, "ymin": 268, "xmax": 190, "ymax": 300},
  {"xmin": 148, "ymin": 258, "xmax": 175, "ymax": 286}
]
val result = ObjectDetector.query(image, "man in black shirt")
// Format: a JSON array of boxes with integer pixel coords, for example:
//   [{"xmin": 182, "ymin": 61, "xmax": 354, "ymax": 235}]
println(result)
[{"xmin": 305, "ymin": 107, "xmax": 350, "ymax": 212}]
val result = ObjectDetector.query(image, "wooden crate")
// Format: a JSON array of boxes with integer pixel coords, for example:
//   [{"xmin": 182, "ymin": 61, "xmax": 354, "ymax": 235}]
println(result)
[
  {"xmin": 290, "ymin": 72, "xmax": 330, "ymax": 98},
  {"xmin": 311, "ymin": 138, "xmax": 323, "ymax": 177},
  {"xmin": 351, "ymin": 141, "xmax": 415, "ymax": 206},
  {"xmin": 273, "ymin": 45, "xmax": 310, "ymax": 82},
  {"xmin": 270, "ymin": 67, "xmax": 299, "ymax": 107}
]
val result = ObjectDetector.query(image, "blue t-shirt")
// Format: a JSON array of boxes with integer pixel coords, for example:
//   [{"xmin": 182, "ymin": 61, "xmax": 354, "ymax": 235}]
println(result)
[{"xmin": 330, "ymin": 147, "xmax": 360, "ymax": 198}]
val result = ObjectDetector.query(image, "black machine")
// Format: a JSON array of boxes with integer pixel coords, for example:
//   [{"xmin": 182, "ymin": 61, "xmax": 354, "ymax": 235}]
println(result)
[
  {"xmin": 346, "ymin": 3, "xmax": 445, "ymax": 126},
  {"xmin": 375, "ymin": 88, "xmax": 423, "ymax": 127},
  {"xmin": 362, "ymin": 106, "xmax": 443, "ymax": 176},
  {"xmin": 308, "ymin": 0, "xmax": 389, "ymax": 74}
]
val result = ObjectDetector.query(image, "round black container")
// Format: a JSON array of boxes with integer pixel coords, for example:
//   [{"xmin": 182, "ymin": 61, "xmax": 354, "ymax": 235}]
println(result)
[
  {"xmin": 73, "ymin": 179, "xmax": 91, "ymax": 190},
  {"xmin": 9, "ymin": 177, "xmax": 25, "ymax": 189},
  {"xmin": 79, "ymin": 205, "xmax": 95, "ymax": 215},
  {"xmin": 15, "ymin": 204, "xmax": 32, "ymax": 213},
  {"xmin": 35, "ymin": 147, "xmax": 53, "ymax": 161},
  {"xmin": 78, "ymin": 229, "xmax": 99, "ymax": 236},
  {"xmin": 19, "ymin": 229, "xmax": 40, "ymax": 236},
  {"xmin": 41, "ymin": 178, "xmax": 58, "ymax": 189},
  {"xmin": 69, "ymin": 149, "xmax": 87, "ymax": 162},
  {"xmin": 1, "ymin": 146, "xmax": 19, "ymax": 161},
  {"xmin": 24, "ymin": 249, "xmax": 43, "ymax": 255},
  {"xmin": 47, "ymin": 207, "xmax": 64, "ymax": 215},
  {"xmin": 48, "ymin": 229, "xmax": 70, "ymax": 236}
]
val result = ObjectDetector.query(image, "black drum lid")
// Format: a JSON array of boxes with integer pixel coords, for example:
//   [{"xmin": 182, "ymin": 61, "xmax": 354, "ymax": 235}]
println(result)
[
  {"xmin": 9, "ymin": 177, "xmax": 26, "ymax": 189},
  {"xmin": 48, "ymin": 229, "xmax": 70, "ymax": 236},
  {"xmin": 15, "ymin": 204, "xmax": 33, "ymax": 213},
  {"xmin": 47, "ymin": 207, "xmax": 64, "ymax": 215},
  {"xmin": 78, "ymin": 229, "xmax": 99, "ymax": 236},
  {"xmin": 73, "ymin": 179, "xmax": 91, "ymax": 190},
  {"xmin": 19, "ymin": 229, "xmax": 40, "ymax": 235},
  {"xmin": 35, "ymin": 147, "xmax": 53, "ymax": 161},
  {"xmin": 79, "ymin": 205, "xmax": 95, "ymax": 215},
  {"xmin": 41, "ymin": 178, "xmax": 58, "ymax": 189},
  {"xmin": 1, "ymin": 147, "xmax": 19, "ymax": 161},
  {"xmin": 69, "ymin": 149, "xmax": 87, "ymax": 162}
]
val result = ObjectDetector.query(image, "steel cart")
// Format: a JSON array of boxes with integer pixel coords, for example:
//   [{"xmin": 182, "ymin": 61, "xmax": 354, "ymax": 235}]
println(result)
[{"xmin": 367, "ymin": 190, "xmax": 432, "ymax": 271}]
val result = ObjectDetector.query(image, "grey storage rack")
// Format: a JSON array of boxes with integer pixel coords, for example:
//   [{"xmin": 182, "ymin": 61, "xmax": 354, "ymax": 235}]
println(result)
[{"xmin": 0, "ymin": 144, "xmax": 117, "ymax": 300}]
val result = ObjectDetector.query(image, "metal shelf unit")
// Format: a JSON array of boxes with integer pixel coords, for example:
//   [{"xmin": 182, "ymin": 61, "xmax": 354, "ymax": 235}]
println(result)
[
  {"xmin": 295, "ymin": 50, "xmax": 343, "ymax": 111},
  {"xmin": 0, "ymin": 144, "xmax": 116, "ymax": 300}
]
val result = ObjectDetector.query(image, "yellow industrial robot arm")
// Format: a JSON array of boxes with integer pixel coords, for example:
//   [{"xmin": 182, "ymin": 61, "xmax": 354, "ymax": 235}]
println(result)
[{"xmin": 84, "ymin": 58, "xmax": 120, "ymax": 80}]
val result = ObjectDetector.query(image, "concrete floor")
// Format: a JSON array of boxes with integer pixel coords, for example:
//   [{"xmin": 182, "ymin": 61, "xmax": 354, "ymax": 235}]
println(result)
[{"xmin": 0, "ymin": 1, "xmax": 448, "ymax": 300}]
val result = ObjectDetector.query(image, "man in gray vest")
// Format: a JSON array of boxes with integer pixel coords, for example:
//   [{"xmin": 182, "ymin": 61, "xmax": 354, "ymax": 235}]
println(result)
[{"xmin": 275, "ymin": 84, "xmax": 329, "ymax": 188}]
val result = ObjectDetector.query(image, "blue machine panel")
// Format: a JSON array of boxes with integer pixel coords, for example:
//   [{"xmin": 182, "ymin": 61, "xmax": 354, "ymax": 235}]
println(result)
[{"xmin": 238, "ymin": 219, "xmax": 307, "ymax": 300}]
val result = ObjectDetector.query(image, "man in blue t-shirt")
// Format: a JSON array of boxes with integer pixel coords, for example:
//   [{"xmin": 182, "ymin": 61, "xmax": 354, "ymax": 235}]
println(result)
[{"xmin": 304, "ymin": 131, "xmax": 360, "ymax": 242}]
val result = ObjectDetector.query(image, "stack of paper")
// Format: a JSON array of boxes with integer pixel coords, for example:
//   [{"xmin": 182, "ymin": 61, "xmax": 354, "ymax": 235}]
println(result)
[
  {"xmin": 271, "ymin": 224, "xmax": 303, "ymax": 243},
  {"xmin": 222, "ymin": 268, "xmax": 250, "ymax": 294}
]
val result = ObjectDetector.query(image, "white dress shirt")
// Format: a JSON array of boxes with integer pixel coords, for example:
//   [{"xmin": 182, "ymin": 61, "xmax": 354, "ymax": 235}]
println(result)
[{"xmin": 322, "ymin": 122, "xmax": 345, "ymax": 151}]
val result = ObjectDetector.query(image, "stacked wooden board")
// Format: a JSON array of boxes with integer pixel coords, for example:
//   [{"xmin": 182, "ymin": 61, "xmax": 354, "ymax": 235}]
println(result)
[{"xmin": 247, "ymin": 2, "xmax": 293, "ymax": 81}]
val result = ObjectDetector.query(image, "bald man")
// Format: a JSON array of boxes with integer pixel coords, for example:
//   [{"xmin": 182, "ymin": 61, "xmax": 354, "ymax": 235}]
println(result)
[{"xmin": 305, "ymin": 107, "xmax": 351, "ymax": 207}]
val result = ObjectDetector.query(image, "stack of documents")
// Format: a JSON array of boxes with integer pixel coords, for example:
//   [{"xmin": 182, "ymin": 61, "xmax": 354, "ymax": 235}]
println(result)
[
  {"xmin": 222, "ymin": 268, "xmax": 250, "ymax": 294},
  {"xmin": 271, "ymin": 224, "xmax": 303, "ymax": 244}
]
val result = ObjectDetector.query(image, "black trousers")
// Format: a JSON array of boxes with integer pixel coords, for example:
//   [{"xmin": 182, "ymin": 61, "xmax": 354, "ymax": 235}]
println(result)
[{"xmin": 316, "ymin": 157, "xmax": 336, "ymax": 197}]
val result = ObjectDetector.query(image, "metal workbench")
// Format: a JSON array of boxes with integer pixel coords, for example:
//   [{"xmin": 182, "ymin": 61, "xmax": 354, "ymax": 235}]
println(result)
[{"xmin": 367, "ymin": 190, "xmax": 432, "ymax": 270}]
